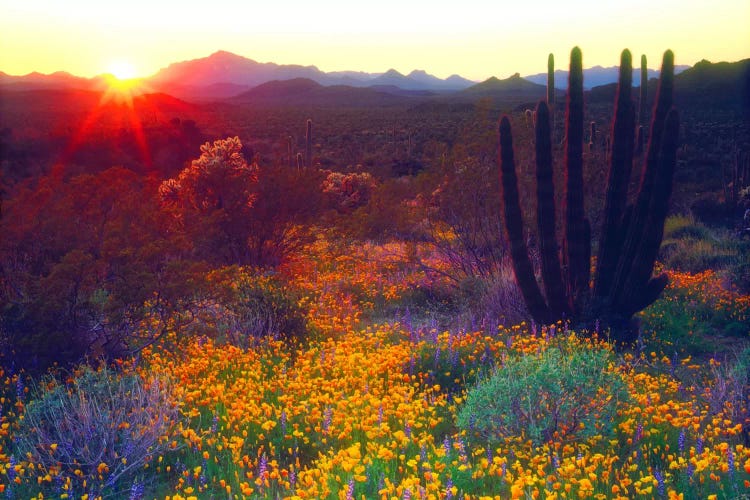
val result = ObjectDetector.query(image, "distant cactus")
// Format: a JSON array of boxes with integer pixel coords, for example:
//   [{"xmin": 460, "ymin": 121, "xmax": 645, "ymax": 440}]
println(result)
[
  {"xmin": 499, "ymin": 48, "xmax": 679, "ymax": 342},
  {"xmin": 635, "ymin": 125, "xmax": 644, "ymax": 156},
  {"xmin": 305, "ymin": 118, "xmax": 313, "ymax": 168},
  {"xmin": 547, "ymin": 53, "xmax": 555, "ymax": 106},
  {"xmin": 590, "ymin": 121, "xmax": 597, "ymax": 147},
  {"xmin": 287, "ymin": 135, "xmax": 294, "ymax": 168},
  {"xmin": 296, "ymin": 152, "xmax": 304, "ymax": 170},
  {"xmin": 639, "ymin": 54, "xmax": 648, "ymax": 127}
]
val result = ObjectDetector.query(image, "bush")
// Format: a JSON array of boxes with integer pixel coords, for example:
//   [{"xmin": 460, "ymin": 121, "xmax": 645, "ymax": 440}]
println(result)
[
  {"xmin": 457, "ymin": 337, "xmax": 628, "ymax": 446},
  {"xmin": 206, "ymin": 267, "xmax": 309, "ymax": 346},
  {"xmin": 14, "ymin": 364, "xmax": 179, "ymax": 498}
]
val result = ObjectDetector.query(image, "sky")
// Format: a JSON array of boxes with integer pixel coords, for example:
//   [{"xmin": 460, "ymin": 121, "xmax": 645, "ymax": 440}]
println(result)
[{"xmin": 1, "ymin": 0, "xmax": 749, "ymax": 81}]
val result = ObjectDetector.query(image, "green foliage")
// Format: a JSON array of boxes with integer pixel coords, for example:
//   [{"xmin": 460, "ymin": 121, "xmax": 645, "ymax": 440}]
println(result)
[
  {"xmin": 660, "ymin": 214, "xmax": 743, "ymax": 274},
  {"xmin": 457, "ymin": 338, "xmax": 628, "ymax": 446},
  {"xmin": 14, "ymin": 364, "xmax": 179, "ymax": 498}
]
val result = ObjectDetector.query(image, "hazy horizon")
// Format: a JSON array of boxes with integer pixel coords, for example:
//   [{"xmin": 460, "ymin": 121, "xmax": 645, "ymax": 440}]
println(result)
[{"xmin": 1, "ymin": 0, "xmax": 749, "ymax": 81}]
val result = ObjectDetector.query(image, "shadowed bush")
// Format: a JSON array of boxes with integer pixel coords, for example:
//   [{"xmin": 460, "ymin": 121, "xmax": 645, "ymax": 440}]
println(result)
[{"xmin": 204, "ymin": 268, "xmax": 309, "ymax": 347}]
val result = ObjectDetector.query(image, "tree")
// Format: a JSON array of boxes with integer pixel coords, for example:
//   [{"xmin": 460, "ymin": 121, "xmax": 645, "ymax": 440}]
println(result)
[
  {"xmin": 0, "ymin": 167, "xmax": 200, "ymax": 370},
  {"xmin": 160, "ymin": 136, "xmax": 259, "ymax": 265}
]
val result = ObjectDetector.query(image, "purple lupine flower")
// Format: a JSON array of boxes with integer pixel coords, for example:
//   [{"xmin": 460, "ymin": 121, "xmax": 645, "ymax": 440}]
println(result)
[
  {"xmin": 211, "ymin": 413, "xmax": 219, "ymax": 433},
  {"xmin": 678, "ymin": 428, "xmax": 686, "ymax": 454},
  {"xmin": 500, "ymin": 462, "xmax": 507, "ymax": 479},
  {"xmin": 405, "ymin": 422, "xmax": 412, "ymax": 439},
  {"xmin": 258, "ymin": 453, "xmax": 268, "ymax": 478},
  {"xmin": 8, "ymin": 456, "xmax": 16, "ymax": 481},
  {"xmin": 445, "ymin": 478, "xmax": 454, "ymax": 500},
  {"xmin": 200, "ymin": 459, "xmax": 208, "ymax": 488},
  {"xmin": 129, "ymin": 481, "xmax": 145, "ymax": 500},
  {"xmin": 552, "ymin": 454, "xmax": 560, "ymax": 470},
  {"xmin": 322, "ymin": 407, "xmax": 333, "ymax": 433},
  {"xmin": 654, "ymin": 468, "xmax": 665, "ymax": 497},
  {"xmin": 290, "ymin": 468, "xmax": 297, "ymax": 491},
  {"xmin": 686, "ymin": 462, "xmax": 694, "ymax": 480},
  {"xmin": 345, "ymin": 478, "xmax": 355, "ymax": 500},
  {"xmin": 486, "ymin": 445, "xmax": 493, "ymax": 463},
  {"xmin": 280, "ymin": 410, "xmax": 287, "ymax": 435},
  {"xmin": 443, "ymin": 435, "xmax": 451, "ymax": 457},
  {"xmin": 634, "ymin": 422, "xmax": 643, "ymax": 442},
  {"xmin": 378, "ymin": 405, "xmax": 384, "ymax": 427},
  {"xmin": 15, "ymin": 377, "xmax": 24, "ymax": 400},
  {"xmin": 403, "ymin": 487, "xmax": 412, "ymax": 500},
  {"xmin": 420, "ymin": 444, "xmax": 428, "ymax": 465},
  {"xmin": 727, "ymin": 445, "xmax": 735, "ymax": 479}
]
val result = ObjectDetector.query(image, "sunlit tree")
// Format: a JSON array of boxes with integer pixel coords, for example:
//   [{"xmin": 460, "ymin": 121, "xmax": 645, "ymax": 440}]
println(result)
[{"xmin": 160, "ymin": 136, "xmax": 259, "ymax": 265}]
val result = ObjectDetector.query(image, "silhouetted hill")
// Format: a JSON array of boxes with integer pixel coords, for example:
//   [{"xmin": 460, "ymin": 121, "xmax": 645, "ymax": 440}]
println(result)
[
  {"xmin": 231, "ymin": 78, "xmax": 420, "ymax": 108},
  {"xmin": 674, "ymin": 59, "xmax": 750, "ymax": 111},
  {"xmin": 586, "ymin": 58, "xmax": 750, "ymax": 115},
  {"xmin": 451, "ymin": 73, "xmax": 548, "ymax": 107},
  {"xmin": 524, "ymin": 64, "xmax": 690, "ymax": 89},
  {"xmin": 0, "ymin": 88, "xmax": 195, "ymax": 129}
]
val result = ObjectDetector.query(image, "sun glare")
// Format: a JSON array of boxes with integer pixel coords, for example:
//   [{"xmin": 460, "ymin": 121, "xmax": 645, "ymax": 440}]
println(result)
[{"xmin": 106, "ymin": 60, "xmax": 137, "ymax": 80}]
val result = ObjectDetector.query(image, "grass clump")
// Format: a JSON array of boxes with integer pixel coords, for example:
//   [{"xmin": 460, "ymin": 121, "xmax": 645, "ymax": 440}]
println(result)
[{"xmin": 457, "ymin": 335, "xmax": 628, "ymax": 447}]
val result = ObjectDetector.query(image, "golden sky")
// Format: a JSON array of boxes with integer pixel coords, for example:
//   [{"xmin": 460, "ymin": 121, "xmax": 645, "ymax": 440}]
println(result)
[{"xmin": 1, "ymin": 0, "xmax": 748, "ymax": 81}]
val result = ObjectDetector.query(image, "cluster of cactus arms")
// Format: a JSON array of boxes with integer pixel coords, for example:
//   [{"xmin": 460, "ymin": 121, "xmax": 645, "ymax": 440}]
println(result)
[{"xmin": 499, "ymin": 47, "xmax": 679, "ymax": 343}]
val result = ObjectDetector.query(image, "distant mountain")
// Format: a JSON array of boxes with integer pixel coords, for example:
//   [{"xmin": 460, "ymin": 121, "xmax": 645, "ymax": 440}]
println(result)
[
  {"xmin": 524, "ymin": 64, "xmax": 690, "ymax": 90},
  {"xmin": 0, "ymin": 70, "xmax": 99, "ymax": 92},
  {"xmin": 367, "ymin": 69, "xmax": 417, "ymax": 89},
  {"xmin": 231, "ymin": 78, "xmax": 421, "ymax": 108},
  {"xmin": 145, "ymin": 51, "xmax": 476, "ymax": 99}
]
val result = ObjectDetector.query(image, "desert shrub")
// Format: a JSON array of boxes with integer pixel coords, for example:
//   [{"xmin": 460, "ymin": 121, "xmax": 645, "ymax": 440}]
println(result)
[
  {"xmin": 660, "ymin": 215, "xmax": 739, "ymax": 273},
  {"xmin": 206, "ymin": 267, "xmax": 308, "ymax": 346},
  {"xmin": 453, "ymin": 268, "xmax": 528, "ymax": 329},
  {"xmin": 14, "ymin": 364, "xmax": 179, "ymax": 498},
  {"xmin": 726, "ymin": 240, "xmax": 750, "ymax": 293},
  {"xmin": 703, "ymin": 347, "xmax": 750, "ymax": 423},
  {"xmin": 457, "ymin": 338, "xmax": 628, "ymax": 446}
]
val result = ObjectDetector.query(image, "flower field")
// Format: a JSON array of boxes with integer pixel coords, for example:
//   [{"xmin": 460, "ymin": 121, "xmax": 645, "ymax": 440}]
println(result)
[{"xmin": 2, "ymin": 239, "xmax": 749, "ymax": 499}]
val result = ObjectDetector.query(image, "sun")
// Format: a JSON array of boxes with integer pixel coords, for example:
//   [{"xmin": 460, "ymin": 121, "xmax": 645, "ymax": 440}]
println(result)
[{"xmin": 106, "ymin": 60, "xmax": 138, "ymax": 80}]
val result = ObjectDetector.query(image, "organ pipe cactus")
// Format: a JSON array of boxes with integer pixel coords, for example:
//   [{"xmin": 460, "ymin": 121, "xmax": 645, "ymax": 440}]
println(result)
[{"xmin": 499, "ymin": 47, "xmax": 679, "ymax": 343}]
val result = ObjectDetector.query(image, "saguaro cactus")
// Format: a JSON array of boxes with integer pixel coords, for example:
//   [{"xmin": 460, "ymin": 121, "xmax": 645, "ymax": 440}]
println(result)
[
  {"xmin": 499, "ymin": 48, "xmax": 679, "ymax": 342},
  {"xmin": 305, "ymin": 118, "xmax": 313, "ymax": 168},
  {"xmin": 547, "ymin": 53, "xmax": 555, "ymax": 107},
  {"xmin": 639, "ymin": 54, "xmax": 648, "ymax": 126}
]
